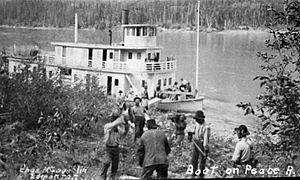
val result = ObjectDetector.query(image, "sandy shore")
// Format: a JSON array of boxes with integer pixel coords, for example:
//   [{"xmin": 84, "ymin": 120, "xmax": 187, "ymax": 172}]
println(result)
[{"xmin": 181, "ymin": 98, "xmax": 259, "ymax": 139}]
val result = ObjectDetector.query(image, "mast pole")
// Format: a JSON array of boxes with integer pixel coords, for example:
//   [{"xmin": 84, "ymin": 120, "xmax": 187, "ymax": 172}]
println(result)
[{"xmin": 195, "ymin": 0, "xmax": 200, "ymax": 96}]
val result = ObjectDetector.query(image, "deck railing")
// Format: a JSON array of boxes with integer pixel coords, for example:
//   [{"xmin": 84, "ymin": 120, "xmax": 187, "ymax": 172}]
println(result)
[
  {"xmin": 40, "ymin": 55, "xmax": 55, "ymax": 64},
  {"xmin": 113, "ymin": 62, "xmax": 127, "ymax": 71},
  {"xmin": 145, "ymin": 61, "xmax": 176, "ymax": 72},
  {"xmin": 38, "ymin": 55, "xmax": 176, "ymax": 73},
  {"xmin": 100, "ymin": 60, "xmax": 176, "ymax": 73}
]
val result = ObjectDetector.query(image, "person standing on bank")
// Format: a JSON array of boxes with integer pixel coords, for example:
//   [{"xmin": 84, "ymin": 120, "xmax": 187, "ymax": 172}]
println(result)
[
  {"xmin": 170, "ymin": 114, "xmax": 187, "ymax": 146},
  {"xmin": 100, "ymin": 110, "xmax": 129, "ymax": 180},
  {"xmin": 188, "ymin": 110, "xmax": 210, "ymax": 179},
  {"xmin": 232, "ymin": 125, "xmax": 253, "ymax": 167},
  {"xmin": 137, "ymin": 119, "xmax": 171, "ymax": 179},
  {"xmin": 154, "ymin": 83, "xmax": 161, "ymax": 98},
  {"xmin": 132, "ymin": 96, "xmax": 146, "ymax": 141}
]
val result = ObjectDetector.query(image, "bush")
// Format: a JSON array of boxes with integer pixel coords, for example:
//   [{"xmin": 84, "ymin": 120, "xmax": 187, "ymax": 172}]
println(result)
[{"xmin": 0, "ymin": 59, "xmax": 117, "ymax": 179}]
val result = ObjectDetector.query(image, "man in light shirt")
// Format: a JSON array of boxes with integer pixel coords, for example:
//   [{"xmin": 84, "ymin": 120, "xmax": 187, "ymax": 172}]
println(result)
[
  {"xmin": 187, "ymin": 110, "xmax": 210, "ymax": 178},
  {"xmin": 100, "ymin": 110, "xmax": 129, "ymax": 180},
  {"xmin": 232, "ymin": 125, "xmax": 252, "ymax": 166},
  {"xmin": 132, "ymin": 96, "xmax": 146, "ymax": 141}
]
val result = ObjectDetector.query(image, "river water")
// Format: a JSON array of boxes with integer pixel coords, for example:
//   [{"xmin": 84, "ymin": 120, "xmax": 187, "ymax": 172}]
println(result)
[{"xmin": 0, "ymin": 27, "xmax": 272, "ymax": 134}]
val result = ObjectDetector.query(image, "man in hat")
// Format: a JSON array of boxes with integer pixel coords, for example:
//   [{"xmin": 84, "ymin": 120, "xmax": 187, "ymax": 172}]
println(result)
[
  {"xmin": 187, "ymin": 110, "xmax": 210, "ymax": 178},
  {"xmin": 232, "ymin": 125, "xmax": 252, "ymax": 167},
  {"xmin": 132, "ymin": 96, "xmax": 146, "ymax": 141},
  {"xmin": 154, "ymin": 83, "xmax": 161, "ymax": 98},
  {"xmin": 137, "ymin": 119, "xmax": 171, "ymax": 179},
  {"xmin": 116, "ymin": 90, "xmax": 124, "ymax": 105},
  {"xmin": 100, "ymin": 110, "xmax": 129, "ymax": 180}
]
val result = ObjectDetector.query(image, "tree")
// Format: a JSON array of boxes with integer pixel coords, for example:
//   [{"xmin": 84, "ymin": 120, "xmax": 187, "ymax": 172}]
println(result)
[{"xmin": 238, "ymin": 0, "xmax": 300, "ymax": 151}]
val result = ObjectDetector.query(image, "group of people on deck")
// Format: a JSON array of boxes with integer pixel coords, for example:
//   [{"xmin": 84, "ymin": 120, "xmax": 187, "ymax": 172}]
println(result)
[
  {"xmin": 100, "ymin": 94, "xmax": 255, "ymax": 180},
  {"xmin": 154, "ymin": 78, "xmax": 193, "ymax": 100}
]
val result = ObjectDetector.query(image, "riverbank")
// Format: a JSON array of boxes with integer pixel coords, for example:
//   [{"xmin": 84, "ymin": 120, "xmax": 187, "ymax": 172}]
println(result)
[
  {"xmin": 0, "ymin": 90, "xmax": 296, "ymax": 179},
  {"xmin": 0, "ymin": 24, "xmax": 270, "ymax": 34}
]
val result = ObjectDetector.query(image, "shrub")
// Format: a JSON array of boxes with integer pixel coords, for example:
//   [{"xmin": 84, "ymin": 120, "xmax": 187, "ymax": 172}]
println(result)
[{"xmin": 0, "ymin": 59, "xmax": 117, "ymax": 179}]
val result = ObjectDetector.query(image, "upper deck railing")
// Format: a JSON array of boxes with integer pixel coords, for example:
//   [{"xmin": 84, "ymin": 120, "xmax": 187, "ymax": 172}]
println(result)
[
  {"xmin": 36, "ymin": 55, "xmax": 176, "ymax": 73},
  {"xmin": 145, "ymin": 61, "xmax": 176, "ymax": 72},
  {"xmin": 102, "ymin": 60, "xmax": 176, "ymax": 73}
]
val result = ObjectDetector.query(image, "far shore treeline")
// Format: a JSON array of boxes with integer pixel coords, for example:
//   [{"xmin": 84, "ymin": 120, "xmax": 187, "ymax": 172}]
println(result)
[{"xmin": 0, "ymin": 0, "xmax": 286, "ymax": 31}]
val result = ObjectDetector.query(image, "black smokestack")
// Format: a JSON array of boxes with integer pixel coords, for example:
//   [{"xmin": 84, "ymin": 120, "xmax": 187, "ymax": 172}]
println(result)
[{"xmin": 122, "ymin": 9, "xmax": 129, "ymax": 24}]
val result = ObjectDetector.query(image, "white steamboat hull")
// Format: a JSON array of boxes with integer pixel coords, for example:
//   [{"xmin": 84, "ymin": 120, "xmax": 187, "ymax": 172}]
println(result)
[{"xmin": 157, "ymin": 96, "xmax": 204, "ymax": 113}]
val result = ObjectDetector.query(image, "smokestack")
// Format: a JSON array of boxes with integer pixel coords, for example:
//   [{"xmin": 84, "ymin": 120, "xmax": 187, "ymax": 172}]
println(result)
[
  {"xmin": 108, "ymin": 30, "xmax": 112, "ymax": 46},
  {"xmin": 122, "ymin": 9, "xmax": 129, "ymax": 25},
  {"xmin": 74, "ymin": 13, "xmax": 78, "ymax": 43}
]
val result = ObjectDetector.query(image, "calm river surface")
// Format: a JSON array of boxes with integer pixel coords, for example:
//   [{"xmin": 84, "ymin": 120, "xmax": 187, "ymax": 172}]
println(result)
[{"xmin": 0, "ymin": 27, "xmax": 272, "ymax": 132}]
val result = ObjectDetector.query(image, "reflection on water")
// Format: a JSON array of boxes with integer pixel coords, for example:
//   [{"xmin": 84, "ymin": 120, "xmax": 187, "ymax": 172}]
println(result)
[{"xmin": 0, "ymin": 27, "xmax": 271, "ymax": 131}]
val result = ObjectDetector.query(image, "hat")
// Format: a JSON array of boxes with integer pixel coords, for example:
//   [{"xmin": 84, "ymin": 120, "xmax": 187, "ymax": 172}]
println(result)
[
  {"xmin": 180, "ymin": 114, "xmax": 187, "ymax": 121},
  {"xmin": 118, "ymin": 90, "xmax": 123, "ymax": 93},
  {"xmin": 193, "ymin": 110, "xmax": 205, "ymax": 119},
  {"xmin": 133, "ymin": 96, "xmax": 142, "ymax": 102},
  {"xmin": 146, "ymin": 119, "xmax": 158, "ymax": 129},
  {"xmin": 234, "ymin": 125, "xmax": 250, "ymax": 137}
]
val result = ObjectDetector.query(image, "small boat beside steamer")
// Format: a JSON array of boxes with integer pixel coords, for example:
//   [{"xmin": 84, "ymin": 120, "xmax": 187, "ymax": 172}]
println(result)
[{"xmin": 154, "ymin": 91, "xmax": 204, "ymax": 113}]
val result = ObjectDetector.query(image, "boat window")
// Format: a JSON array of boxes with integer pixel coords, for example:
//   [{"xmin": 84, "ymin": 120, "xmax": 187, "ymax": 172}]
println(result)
[
  {"xmin": 126, "ymin": 28, "xmax": 130, "ymax": 36},
  {"xmin": 137, "ymin": 52, "xmax": 141, "ymax": 60},
  {"xmin": 137, "ymin": 27, "xmax": 141, "ymax": 36},
  {"xmin": 109, "ymin": 52, "xmax": 114, "ymax": 59},
  {"xmin": 115, "ymin": 79, "xmax": 119, "ymax": 86},
  {"xmin": 88, "ymin": 61, "xmax": 92, "ymax": 67},
  {"xmin": 143, "ymin": 27, "xmax": 147, "ymax": 36},
  {"xmin": 60, "ymin": 68, "xmax": 72, "ymax": 76},
  {"xmin": 103, "ymin": 49, "xmax": 107, "ymax": 61},
  {"xmin": 88, "ymin": 48, "xmax": 93, "ymax": 60},
  {"xmin": 13, "ymin": 66, "xmax": 16, "ymax": 72},
  {"xmin": 149, "ymin": 27, "xmax": 154, "ymax": 36},
  {"xmin": 62, "ymin": 46, "xmax": 66, "ymax": 57},
  {"xmin": 158, "ymin": 79, "xmax": 161, "ymax": 86},
  {"xmin": 169, "ymin": 78, "xmax": 172, "ymax": 85},
  {"xmin": 128, "ymin": 52, "xmax": 132, "ymax": 59},
  {"xmin": 163, "ymin": 78, "xmax": 167, "ymax": 86},
  {"xmin": 49, "ymin": 71, "xmax": 53, "ymax": 78},
  {"xmin": 148, "ymin": 53, "xmax": 151, "ymax": 60}
]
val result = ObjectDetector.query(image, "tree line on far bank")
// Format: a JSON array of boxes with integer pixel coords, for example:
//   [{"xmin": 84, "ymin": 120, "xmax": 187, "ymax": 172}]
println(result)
[{"xmin": 0, "ymin": 0, "xmax": 286, "ymax": 30}]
